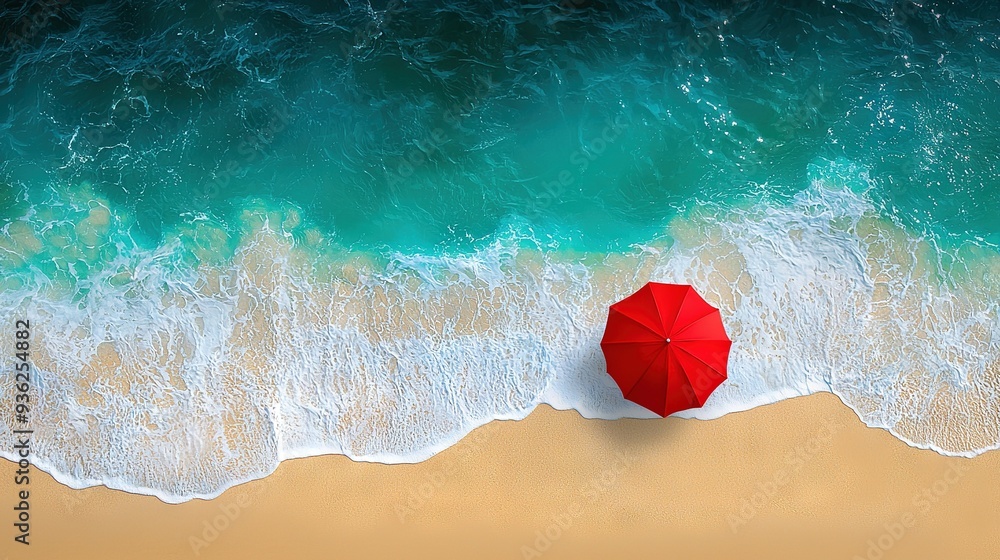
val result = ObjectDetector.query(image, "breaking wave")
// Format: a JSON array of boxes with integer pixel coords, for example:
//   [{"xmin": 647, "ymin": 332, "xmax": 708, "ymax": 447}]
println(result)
[{"xmin": 1, "ymin": 158, "xmax": 998, "ymax": 502}]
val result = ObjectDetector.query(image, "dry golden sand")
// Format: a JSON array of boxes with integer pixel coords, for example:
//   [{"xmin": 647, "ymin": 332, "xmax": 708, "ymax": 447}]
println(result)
[{"xmin": 3, "ymin": 392, "xmax": 999, "ymax": 560}]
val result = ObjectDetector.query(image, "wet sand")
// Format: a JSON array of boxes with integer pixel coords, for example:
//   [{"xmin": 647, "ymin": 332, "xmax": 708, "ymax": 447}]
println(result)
[{"xmin": 3, "ymin": 392, "xmax": 998, "ymax": 559}]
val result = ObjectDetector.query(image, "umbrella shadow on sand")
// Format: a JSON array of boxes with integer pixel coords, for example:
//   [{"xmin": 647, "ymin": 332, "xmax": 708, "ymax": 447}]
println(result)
[
  {"xmin": 591, "ymin": 410, "xmax": 689, "ymax": 454},
  {"xmin": 563, "ymin": 354, "xmax": 688, "ymax": 454}
]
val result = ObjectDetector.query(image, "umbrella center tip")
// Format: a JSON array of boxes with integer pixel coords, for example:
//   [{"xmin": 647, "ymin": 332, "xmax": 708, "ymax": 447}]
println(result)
[{"xmin": 666, "ymin": 338, "xmax": 671, "ymax": 343}]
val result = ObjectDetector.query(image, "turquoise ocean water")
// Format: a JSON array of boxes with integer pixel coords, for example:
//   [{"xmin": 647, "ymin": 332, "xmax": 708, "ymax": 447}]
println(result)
[{"xmin": 1, "ymin": 0, "xmax": 999, "ymax": 501}]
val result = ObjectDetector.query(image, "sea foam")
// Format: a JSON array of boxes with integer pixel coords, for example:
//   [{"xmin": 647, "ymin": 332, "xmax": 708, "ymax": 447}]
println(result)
[{"xmin": 1, "ymin": 159, "xmax": 998, "ymax": 502}]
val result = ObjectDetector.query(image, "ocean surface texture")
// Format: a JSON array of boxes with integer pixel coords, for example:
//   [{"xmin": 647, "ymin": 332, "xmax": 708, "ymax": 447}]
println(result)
[{"xmin": 1, "ymin": 0, "xmax": 999, "ymax": 501}]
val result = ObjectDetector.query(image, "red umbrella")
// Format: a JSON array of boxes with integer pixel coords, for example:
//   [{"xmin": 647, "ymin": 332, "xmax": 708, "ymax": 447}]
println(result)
[{"xmin": 600, "ymin": 282, "xmax": 732, "ymax": 417}]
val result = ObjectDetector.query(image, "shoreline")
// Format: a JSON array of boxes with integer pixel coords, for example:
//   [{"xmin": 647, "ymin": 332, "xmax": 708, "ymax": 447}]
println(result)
[
  {"xmin": 4, "ymin": 392, "xmax": 999, "ymax": 559},
  {"xmin": 7, "ymin": 386, "xmax": 984, "ymax": 507},
  {"xmin": 4, "ymin": 175, "xmax": 1000, "ymax": 501}
]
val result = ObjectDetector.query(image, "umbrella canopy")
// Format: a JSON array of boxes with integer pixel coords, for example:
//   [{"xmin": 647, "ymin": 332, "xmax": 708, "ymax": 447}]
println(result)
[{"xmin": 600, "ymin": 282, "xmax": 732, "ymax": 417}]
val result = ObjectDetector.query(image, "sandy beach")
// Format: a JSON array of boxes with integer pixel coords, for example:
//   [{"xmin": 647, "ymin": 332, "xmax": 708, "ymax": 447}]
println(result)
[{"xmin": 3, "ymin": 392, "xmax": 998, "ymax": 560}]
